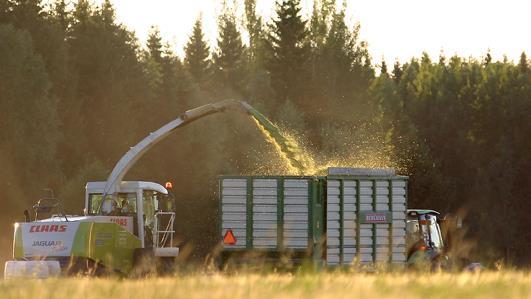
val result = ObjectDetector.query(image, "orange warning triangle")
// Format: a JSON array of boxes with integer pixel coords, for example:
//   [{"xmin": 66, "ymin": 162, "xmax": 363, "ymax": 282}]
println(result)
[{"xmin": 223, "ymin": 229, "xmax": 237, "ymax": 245}]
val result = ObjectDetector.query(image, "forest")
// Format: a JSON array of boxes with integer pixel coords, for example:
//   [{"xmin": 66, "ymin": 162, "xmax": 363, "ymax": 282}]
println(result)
[{"xmin": 0, "ymin": 0, "xmax": 529, "ymax": 266}]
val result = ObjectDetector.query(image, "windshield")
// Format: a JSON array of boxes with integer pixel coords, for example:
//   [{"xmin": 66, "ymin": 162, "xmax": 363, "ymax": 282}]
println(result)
[
  {"xmin": 406, "ymin": 215, "xmax": 444, "ymax": 250},
  {"xmin": 428, "ymin": 217, "xmax": 444, "ymax": 249},
  {"xmin": 143, "ymin": 191, "xmax": 157, "ymax": 229},
  {"xmin": 88, "ymin": 193, "xmax": 137, "ymax": 215},
  {"xmin": 406, "ymin": 220, "xmax": 421, "ymax": 248},
  {"xmin": 88, "ymin": 194, "xmax": 103, "ymax": 215}
]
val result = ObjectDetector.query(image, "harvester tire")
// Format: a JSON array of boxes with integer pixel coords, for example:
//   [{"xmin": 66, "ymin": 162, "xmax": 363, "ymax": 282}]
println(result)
[
  {"xmin": 132, "ymin": 248, "xmax": 156, "ymax": 276},
  {"xmin": 66, "ymin": 257, "xmax": 107, "ymax": 276}
]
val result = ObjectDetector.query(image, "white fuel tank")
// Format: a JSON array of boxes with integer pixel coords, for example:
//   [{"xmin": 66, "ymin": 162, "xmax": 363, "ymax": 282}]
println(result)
[{"xmin": 4, "ymin": 260, "xmax": 61, "ymax": 279}]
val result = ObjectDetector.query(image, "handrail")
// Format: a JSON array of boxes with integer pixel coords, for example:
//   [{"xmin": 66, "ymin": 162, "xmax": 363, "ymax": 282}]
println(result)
[{"xmin": 153, "ymin": 211, "xmax": 175, "ymax": 248}]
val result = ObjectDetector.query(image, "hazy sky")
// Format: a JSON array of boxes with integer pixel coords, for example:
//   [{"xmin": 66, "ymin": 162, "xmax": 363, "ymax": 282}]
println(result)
[{"xmin": 93, "ymin": 0, "xmax": 530, "ymax": 65}]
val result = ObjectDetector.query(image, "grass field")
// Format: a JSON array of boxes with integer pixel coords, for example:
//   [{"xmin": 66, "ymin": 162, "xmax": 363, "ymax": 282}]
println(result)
[{"xmin": 1, "ymin": 272, "xmax": 530, "ymax": 299}]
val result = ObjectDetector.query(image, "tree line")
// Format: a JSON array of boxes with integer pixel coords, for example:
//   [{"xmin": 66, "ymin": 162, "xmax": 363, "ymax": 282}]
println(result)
[{"xmin": 0, "ymin": 0, "xmax": 529, "ymax": 265}]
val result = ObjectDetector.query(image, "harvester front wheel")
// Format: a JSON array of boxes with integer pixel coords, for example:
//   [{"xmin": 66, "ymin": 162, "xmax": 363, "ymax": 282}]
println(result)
[
  {"xmin": 132, "ymin": 248, "xmax": 156, "ymax": 276},
  {"xmin": 66, "ymin": 257, "xmax": 107, "ymax": 276}
]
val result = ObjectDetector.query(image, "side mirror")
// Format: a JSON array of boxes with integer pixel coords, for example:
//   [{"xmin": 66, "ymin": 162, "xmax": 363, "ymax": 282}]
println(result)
[
  {"xmin": 456, "ymin": 216, "xmax": 463, "ymax": 229},
  {"xmin": 32, "ymin": 198, "xmax": 59, "ymax": 214},
  {"xmin": 441, "ymin": 214, "xmax": 463, "ymax": 230}
]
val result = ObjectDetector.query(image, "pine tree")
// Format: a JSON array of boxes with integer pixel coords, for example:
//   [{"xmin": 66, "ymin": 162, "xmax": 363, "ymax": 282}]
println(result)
[{"xmin": 184, "ymin": 17, "xmax": 210, "ymax": 84}]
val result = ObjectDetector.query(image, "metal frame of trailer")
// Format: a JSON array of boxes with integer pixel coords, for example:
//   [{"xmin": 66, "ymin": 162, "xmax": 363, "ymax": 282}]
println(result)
[
  {"xmin": 325, "ymin": 175, "xmax": 408, "ymax": 267},
  {"xmin": 219, "ymin": 172, "xmax": 408, "ymax": 267},
  {"xmin": 219, "ymin": 176, "xmax": 323, "ymax": 264}
]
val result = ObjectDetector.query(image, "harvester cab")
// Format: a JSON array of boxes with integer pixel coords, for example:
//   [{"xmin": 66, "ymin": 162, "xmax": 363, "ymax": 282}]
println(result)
[
  {"xmin": 406, "ymin": 209, "xmax": 448, "ymax": 269},
  {"xmin": 85, "ymin": 181, "xmax": 176, "ymax": 251}
]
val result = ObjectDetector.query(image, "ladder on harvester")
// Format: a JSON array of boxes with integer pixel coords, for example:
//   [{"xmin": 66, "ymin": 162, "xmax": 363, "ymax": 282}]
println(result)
[{"xmin": 153, "ymin": 211, "xmax": 175, "ymax": 248}]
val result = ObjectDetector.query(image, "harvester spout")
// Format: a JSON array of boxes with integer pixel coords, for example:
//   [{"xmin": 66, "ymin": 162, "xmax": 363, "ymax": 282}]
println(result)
[{"xmin": 101, "ymin": 99, "xmax": 250, "ymax": 197}]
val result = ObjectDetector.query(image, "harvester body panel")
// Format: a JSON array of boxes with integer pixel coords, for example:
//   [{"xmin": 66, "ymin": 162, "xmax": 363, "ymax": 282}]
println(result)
[{"xmin": 13, "ymin": 220, "xmax": 141, "ymax": 274}]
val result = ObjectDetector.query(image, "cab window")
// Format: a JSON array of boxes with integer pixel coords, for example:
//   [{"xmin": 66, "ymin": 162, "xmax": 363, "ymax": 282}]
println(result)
[
  {"xmin": 428, "ymin": 218, "xmax": 444, "ymax": 249},
  {"xmin": 88, "ymin": 193, "xmax": 137, "ymax": 215},
  {"xmin": 143, "ymin": 191, "xmax": 157, "ymax": 228},
  {"xmin": 88, "ymin": 193, "xmax": 103, "ymax": 215},
  {"xmin": 115, "ymin": 193, "xmax": 137, "ymax": 215}
]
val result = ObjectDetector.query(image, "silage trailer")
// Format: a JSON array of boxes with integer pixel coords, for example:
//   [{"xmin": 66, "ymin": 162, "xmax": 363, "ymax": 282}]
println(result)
[{"xmin": 219, "ymin": 168, "xmax": 448, "ymax": 268}]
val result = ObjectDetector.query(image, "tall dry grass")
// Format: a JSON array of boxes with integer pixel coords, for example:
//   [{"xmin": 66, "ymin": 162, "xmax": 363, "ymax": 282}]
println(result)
[{"xmin": 1, "ymin": 272, "xmax": 530, "ymax": 299}]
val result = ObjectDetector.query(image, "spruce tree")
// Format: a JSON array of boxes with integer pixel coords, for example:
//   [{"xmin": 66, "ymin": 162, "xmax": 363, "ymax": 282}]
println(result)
[
  {"xmin": 67, "ymin": 0, "xmax": 150, "ymax": 167},
  {"xmin": 318, "ymin": 2, "xmax": 373, "ymax": 119},
  {"xmin": 100, "ymin": 0, "xmax": 115, "ymax": 25},
  {"xmin": 243, "ymin": 0, "xmax": 273, "ymax": 106},
  {"xmin": 519, "ymin": 51, "xmax": 528, "ymax": 73},
  {"xmin": 214, "ymin": 6, "xmax": 245, "ymax": 93},
  {"xmin": 244, "ymin": 0, "xmax": 263, "ymax": 59},
  {"xmin": 0, "ymin": 24, "xmax": 59, "ymax": 189},
  {"xmin": 380, "ymin": 60, "xmax": 388, "ymax": 76},
  {"xmin": 147, "ymin": 26, "xmax": 163, "ymax": 65},
  {"xmin": 267, "ymin": 0, "xmax": 310, "ymax": 107},
  {"xmin": 309, "ymin": 0, "xmax": 334, "ymax": 50},
  {"xmin": 392, "ymin": 61, "xmax": 403, "ymax": 84},
  {"xmin": 0, "ymin": 0, "xmax": 10, "ymax": 23},
  {"xmin": 484, "ymin": 51, "xmax": 492, "ymax": 65},
  {"xmin": 53, "ymin": 0, "xmax": 70, "ymax": 32},
  {"xmin": 9, "ymin": 0, "xmax": 42, "ymax": 26},
  {"xmin": 73, "ymin": 0, "xmax": 90, "ymax": 24},
  {"xmin": 184, "ymin": 17, "xmax": 210, "ymax": 84}
]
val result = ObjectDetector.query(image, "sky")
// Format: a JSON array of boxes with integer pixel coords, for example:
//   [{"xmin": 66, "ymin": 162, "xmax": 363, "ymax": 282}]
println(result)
[{"xmin": 92, "ymin": 0, "xmax": 530, "ymax": 66}]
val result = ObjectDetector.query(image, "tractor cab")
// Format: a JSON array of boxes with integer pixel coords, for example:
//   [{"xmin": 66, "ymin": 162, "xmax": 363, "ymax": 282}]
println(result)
[
  {"xmin": 406, "ymin": 209, "xmax": 446, "ymax": 268},
  {"xmin": 85, "ymin": 181, "xmax": 176, "ymax": 251}
]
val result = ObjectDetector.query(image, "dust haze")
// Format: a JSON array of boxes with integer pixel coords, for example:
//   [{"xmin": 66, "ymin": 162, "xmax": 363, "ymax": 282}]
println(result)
[{"xmin": 0, "ymin": 0, "xmax": 530, "ymax": 267}]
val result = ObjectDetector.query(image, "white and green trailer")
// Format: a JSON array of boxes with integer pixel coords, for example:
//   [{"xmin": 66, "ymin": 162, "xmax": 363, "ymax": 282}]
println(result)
[{"xmin": 219, "ymin": 167, "xmax": 410, "ymax": 268}]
